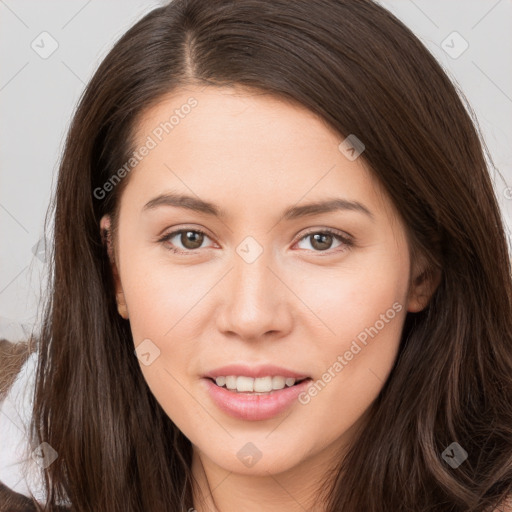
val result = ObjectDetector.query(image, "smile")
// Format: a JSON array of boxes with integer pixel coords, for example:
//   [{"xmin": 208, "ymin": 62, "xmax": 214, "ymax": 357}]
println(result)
[{"xmin": 203, "ymin": 376, "xmax": 313, "ymax": 421}]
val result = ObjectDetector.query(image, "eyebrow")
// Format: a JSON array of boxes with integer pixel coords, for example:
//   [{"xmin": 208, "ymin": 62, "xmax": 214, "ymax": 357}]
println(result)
[{"xmin": 142, "ymin": 192, "xmax": 375, "ymax": 222}]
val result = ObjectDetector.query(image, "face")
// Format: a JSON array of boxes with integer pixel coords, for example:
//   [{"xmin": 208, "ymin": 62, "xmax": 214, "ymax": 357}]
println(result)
[{"xmin": 101, "ymin": 85, "xmax": 429, "ymax": 485}]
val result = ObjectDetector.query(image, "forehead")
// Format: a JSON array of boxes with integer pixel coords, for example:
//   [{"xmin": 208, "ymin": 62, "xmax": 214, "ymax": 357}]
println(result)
[
  {"xmin": 122, "ymin": 85, "xmax": 394, "ymax": 222},
  {"xmin": 135, "ymin": 84, "xmax": 341, "ymax": 152}
]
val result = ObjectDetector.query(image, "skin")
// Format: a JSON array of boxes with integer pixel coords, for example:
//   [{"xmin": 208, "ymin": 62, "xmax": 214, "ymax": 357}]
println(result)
[{"xmin": 100, "ymin": 85, "xmax": 438, "ymax": 511}]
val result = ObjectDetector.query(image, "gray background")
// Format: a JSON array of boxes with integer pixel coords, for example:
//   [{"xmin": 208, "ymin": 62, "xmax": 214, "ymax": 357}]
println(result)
[{"xmin": 1, "ymin": 0, "xmax": 511, "ymax": 340}]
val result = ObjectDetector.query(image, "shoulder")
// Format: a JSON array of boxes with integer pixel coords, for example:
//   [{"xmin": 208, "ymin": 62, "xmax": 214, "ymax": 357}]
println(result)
[
  {"xmin": 0, "ymin": 343, "xmax": 72, "ymax": 509},
  {"xmin": 0, "ymin": 345, "xmax": 46, "ymax": 504}
]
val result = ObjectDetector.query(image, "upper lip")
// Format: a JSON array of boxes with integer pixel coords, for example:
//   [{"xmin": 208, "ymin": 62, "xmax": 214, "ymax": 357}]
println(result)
[{"xmin": 203, "ymin": 364, "xmax": 310, "ymax": 380}]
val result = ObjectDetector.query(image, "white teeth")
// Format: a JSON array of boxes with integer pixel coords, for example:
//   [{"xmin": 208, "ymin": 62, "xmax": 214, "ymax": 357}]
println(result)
[
  {"xmin": 214, "ymin": 375, "xmax": 303, "ymax": 392},
  {"xmin": 237, "ymin": 376, "xmax": 254, "ymax": 392},
  {"xmin": 225, "ymin": 376, "xmax": 237, "ymax": 390},
  {"xmin": 253, "ymin": 377, "xmax": 272, "ymax": 392},
  {"xmin": 271, "ymin": 376, "xmax": 286, "ymax": 390}
]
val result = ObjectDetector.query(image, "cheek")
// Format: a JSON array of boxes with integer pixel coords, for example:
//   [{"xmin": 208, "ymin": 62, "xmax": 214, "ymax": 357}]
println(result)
[
  {"xmin": 304, "ymin": 271, "xmax": 406, "ymax": 390},
  {"xmin": 297, "ymin": 248, "xmax": 409, "ymax": 340},
  {"xmin": 296, "ymin": 289, "xmax": 406, "ymax": 449},
  {"xmin": 119, "ymin": 257, "xmax": 209, "ymax": 430},
  {"xmin": 119, "ymin": 248, "xmax": 207, "ymax": 342},
  {"xmin": 293, "ymin": 248, "xmax": 408, "ymax": 414}
]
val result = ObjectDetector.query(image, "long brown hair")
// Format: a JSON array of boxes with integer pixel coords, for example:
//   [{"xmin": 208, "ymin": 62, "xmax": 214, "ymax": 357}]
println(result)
[{"xmin": 23, "ymin": 0, "xmax": 512, "ymax": 510}]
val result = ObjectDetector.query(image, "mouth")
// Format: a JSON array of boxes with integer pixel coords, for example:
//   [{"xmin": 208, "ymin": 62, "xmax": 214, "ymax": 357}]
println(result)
[
  {"xmin": 202, "ymin": 376, "xmax": 314, "ymax": 421},
  {"xmin": 206, "ymin": 376, "xmax": 312, "ymax": 395}
]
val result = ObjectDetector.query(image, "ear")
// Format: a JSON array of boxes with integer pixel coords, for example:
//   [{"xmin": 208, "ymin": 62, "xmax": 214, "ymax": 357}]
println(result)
[
  {"xmin": 100, "ymin": 215, "xmax": 129, "ymax": 320},
  {"xmin": 406, "ymin": 259, "xmax": 441, "ymax": 313}
]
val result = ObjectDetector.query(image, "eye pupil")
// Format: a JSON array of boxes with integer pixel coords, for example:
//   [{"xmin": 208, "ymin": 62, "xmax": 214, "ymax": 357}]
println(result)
[
  {"xmin": 311, "ymin": 233, "xmax": 333, "ymax": 251},
  {"xmin": 181, "ymin": 230, "xmax": 204, "ymax": 249}
]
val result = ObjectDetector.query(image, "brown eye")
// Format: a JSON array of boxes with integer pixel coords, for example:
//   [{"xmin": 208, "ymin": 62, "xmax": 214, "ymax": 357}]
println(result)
[
  {"xmin": 159, "ymin": 229, "xmax": 212, "ymax": 253},
  {"xmin": 179, "ymin": 230, "xmax": 204, "ymax": 249},
  {"xmin": 309, "ymin": 233, "xmax": 334, "ymax": 251},
  {"xmin": 295, "ymin": 229, "xmax": 353, "ymax": 253}
]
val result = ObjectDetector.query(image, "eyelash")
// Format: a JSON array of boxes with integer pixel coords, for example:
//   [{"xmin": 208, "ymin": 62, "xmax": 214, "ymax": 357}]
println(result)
[{"xmin": 157, "ymin": 227, "xmax": 354, "ymax": 256}]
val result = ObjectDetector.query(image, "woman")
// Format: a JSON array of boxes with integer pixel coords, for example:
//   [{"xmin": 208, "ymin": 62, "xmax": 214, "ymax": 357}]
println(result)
[{"xmin": 1, "ymin": 0, "xmax": 511, "ymax": 510}]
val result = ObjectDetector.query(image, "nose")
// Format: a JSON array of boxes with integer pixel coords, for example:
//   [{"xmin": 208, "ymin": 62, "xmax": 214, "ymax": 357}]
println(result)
[{"xmin": 215, "ymin": 246, "xmax": 294, "ymax": 341}]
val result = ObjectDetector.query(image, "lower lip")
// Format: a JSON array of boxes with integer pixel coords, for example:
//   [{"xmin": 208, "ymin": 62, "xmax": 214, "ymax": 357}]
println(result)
[{"xmin": 202, "ymin": 378, "xmax": 312, "ymax": 421}]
